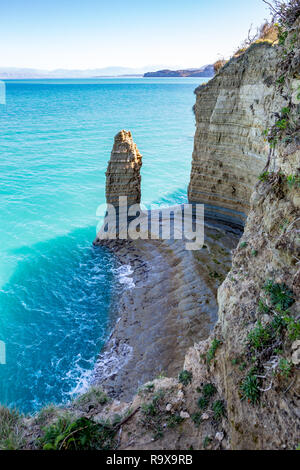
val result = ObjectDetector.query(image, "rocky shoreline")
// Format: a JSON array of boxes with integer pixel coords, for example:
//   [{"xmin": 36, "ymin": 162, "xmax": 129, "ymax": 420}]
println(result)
[{"xmin": 92, "ymin": 220, "xmax": 241, "ymax": 402}]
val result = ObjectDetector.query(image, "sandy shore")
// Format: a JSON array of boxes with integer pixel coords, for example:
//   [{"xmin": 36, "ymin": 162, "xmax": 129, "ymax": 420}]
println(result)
[{"xmin": 92, "ymin": 219, "xmax": 241, "ymax": 401}]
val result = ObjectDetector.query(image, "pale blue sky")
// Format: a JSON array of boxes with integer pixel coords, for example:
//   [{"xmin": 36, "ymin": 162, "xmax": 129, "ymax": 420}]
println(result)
[{"xmin": 0, "ymin": 0, "xmax": 271, "ymax": 69}]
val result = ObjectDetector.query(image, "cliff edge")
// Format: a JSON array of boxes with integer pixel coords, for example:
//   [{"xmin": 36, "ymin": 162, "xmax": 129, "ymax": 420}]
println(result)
[{"xmin": 188, "ymin": 42, "xmax": 280, "ymax": 226}]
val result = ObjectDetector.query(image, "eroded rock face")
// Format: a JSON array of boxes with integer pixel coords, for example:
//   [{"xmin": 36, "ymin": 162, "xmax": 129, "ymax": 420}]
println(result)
[
  {"xmin": 185, "ymin": 22, "xmax": 300, "ymax": 449},
  {"xmin": 105, "ymin": 130, "xmax": 142, "ymax": 207},
  {"xmin": 188, "ymin": 42, "xmax": 280, "ymax": 227},
  {"xmin": 216, "ymin": 176, "xmax": 300, "ymax": 449}
]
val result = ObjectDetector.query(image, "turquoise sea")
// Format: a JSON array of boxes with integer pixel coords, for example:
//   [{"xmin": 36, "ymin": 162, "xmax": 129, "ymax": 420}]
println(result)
[{"xmin": 0, "ymin": 77, "xmax": 208, "ymax": 413}]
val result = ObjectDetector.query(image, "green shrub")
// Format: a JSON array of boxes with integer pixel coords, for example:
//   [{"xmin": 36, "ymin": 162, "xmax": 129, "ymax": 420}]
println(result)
[
  {"xmin": 202, "ymin": 383, "xmax": 217, "ymax": 399},
  {"xmin": 258, "ymin": 299, "xmax": 271, "ymax": 313},
  {"xmin": 178, "ymin": 370, "xmax": 193, "ymax": 386},
  {"xmin": 40, "ymin": 416, "xmax": 116, "ymax": 450},
  {"xmin": 263, "ymin": 280, "xmax": 294, "ymax": 311},
  {"xmin": 284, "ymin": 316, "xmax": 300, "ymax": 341},
  {"xmin": 140, "ymin": 383, "xmax": 155, "ymax": 394},
  {"xmin": 287, "ymin": 175, "xmax": 300, "ymax": 188},
  {"xmin": 140, "ymin": 390, "xmax": 165, "ymax": 441},
  {"xmin": 166, "ymin": 413, "xmax": 183, "ymax": 429},
  {"xmin": 275, "ymin": 118, "xmax": 288, "ymax": 130},
  {"xmin": 0, "ymin": 407, "xmax": 24, "ymax": 450},
  {"xmin": 212, "ymin": 400, "xmax": 226, "ymax": 420},
  {"xmin": 207, "ymin": 339, "xmax": 222, "ymax": 366},
  {"xmin": 142, "ymin": 402, "xmax": 158, "ymax": 418},
  {"xmin": 240, "ymin": 369, "xmax": 260, "ymax": 404},
  {"xmin": 209, "ymin": 271, "xmax": 223, "ymax": 280},
  {"xmin": 278, "ymin": 358, "xmax": 293, "ymax": 379},
  {"xmin": 197, "ymin": 396, "xmax": 209, "ymax": 410},
  {"xmin": 271, "ymin": 314, "xmax": 286, "ymax": 333},
  {"xmin": 278, "ymin": 30, "xmax": 288, "ymax": 45},
  {"xmin": 259, "ymin": 171, "xmax": 270, "ymax": 182},
  {"xmin": 247, "ymin": 322, "xmax": 272, "ymax": 351}
]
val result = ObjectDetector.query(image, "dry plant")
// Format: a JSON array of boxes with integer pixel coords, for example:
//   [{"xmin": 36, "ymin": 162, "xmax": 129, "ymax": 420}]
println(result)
[{"xmin": 262, "ymin": 0, "xmax": 300, "ymax": 26}]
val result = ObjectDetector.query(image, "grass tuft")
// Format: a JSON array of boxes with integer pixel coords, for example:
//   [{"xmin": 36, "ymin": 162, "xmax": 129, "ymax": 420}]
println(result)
[
  {"xmin": 197, "ymin": 396, "xmax": 209, "ymax": 410},
  {"xmin": 240, "ymin": 369, "xmax": 260, "ymax": 405},
  {"xmin": 74, "ymin": 387, "xmax": 109, "ymax": 409},
  {"xmin": 206, "ymin": 339, "xmax": 222, "ymax": 366},
  {"xmin": 202, "ymin": 383, "xmax": 217, "ymax": 399},
  {"xmin": 178, "ymin": 370, "xmax": 193, "ymax": 386},
  {"xmin": 263, "ymin": 280, "xmax": 294, "ymax": 311},
  {"xmin": 40, "ymin": 415, "xmax": 116, "ymax": 450},
  {"xmin": 0, "ymin": 406, "xmax": 25, "ymax": 450},
  {"xmin": 212, "ymin": 400, "xmax": 226, "ymax": 420}
]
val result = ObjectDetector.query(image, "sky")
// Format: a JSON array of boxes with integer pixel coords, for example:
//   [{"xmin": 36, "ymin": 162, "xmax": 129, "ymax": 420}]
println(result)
[{"xmin": 0, "ymin": 0, "xmax": 272, "ymax": 70}]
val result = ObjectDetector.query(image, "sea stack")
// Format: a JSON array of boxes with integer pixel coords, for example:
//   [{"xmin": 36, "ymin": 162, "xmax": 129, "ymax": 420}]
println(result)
[
  {"xmin": 94, "ymin": 130, "xmax": 143, "ymax": 243},
  {"xmin": 105, "ymin": 130, "xmax": 142, "ymax": 207}
]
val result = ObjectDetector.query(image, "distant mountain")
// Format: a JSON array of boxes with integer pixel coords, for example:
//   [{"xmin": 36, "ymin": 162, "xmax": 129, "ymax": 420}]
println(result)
[
  {"xmin": 0, "ymin": 65, "xmax": 179, "ymax": 79},
  {"xmin": 143, "ymin": 65, "xmax": 214, "ymax": 78}
]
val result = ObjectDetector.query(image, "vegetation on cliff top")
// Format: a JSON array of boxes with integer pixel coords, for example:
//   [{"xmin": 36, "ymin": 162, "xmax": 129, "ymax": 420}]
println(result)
[
  {"xmin": 262, "ymin": 0, "xmax": 300, "ymax": 156},
  {"xmin": 0, "ymin": 406, "xmax": 25, "ymax": 450},
  {"xmin": 263, "ymin": 0, "xmax": 300, "ymax": 25},
  {"xmin": 40, "ymin": 416, "xmax": 117, "ymax": 450}
]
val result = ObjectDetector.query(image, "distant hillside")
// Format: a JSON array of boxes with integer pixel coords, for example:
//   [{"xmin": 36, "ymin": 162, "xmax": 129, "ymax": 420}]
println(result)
[
  {"xmin": 0, "ymin": 66, "xmax": 165, "ymax": 79},
  {"xmin": 0, "ymin": 64, "xmax": 215, "ymax": 79},
  {"xmin": 144, "ymin": 65, "xmax": 214, "ymax": 78}
]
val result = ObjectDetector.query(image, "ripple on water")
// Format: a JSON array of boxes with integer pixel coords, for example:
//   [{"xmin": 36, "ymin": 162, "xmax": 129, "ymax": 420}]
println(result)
[{"xmin": 0, "ymin": 227, "xmax": 120, "ymax": 413}]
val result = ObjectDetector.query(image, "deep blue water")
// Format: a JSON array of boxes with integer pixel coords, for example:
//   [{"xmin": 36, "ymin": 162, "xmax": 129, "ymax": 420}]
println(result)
[{"xmin": 0, "ymin": 77, "xmax": 208, "ymax": 413}]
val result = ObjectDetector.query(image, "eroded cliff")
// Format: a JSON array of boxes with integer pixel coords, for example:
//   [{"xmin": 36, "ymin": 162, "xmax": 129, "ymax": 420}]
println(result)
[
  {"xmin": 188, "ymin": 42, "xmax": 280, "ymax": 226},
  {"xmin": 185, "ymin": 18, "xmax": 300, "ymax": 449}
]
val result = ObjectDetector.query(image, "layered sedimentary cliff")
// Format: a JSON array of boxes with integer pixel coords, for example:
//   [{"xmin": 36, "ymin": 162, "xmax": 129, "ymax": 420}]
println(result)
[
  {"xmin": 105, "ymin": 130, "xmax": 142, "ymax": 207},
  {"xmin": 185, "ymin": 20, "xmax": 300, "ymax": 449},
  {"xmin": 188, "ymin": 42, "xmax": 280, "ymax": 226}
]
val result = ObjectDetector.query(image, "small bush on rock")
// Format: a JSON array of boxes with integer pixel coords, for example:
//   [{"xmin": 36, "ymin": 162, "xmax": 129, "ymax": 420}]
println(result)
[
  {"xmin": 240, "ymin": 369, "xmax": 260, "ymax": 404},
  {"xmin": 40, "ymin": 416, "xmax": 116, "ymax": 450},
  {"xmin": 178, "ymin": 370, "xmax": 193, "ymax": 386}
]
